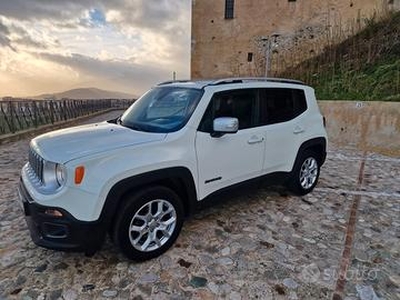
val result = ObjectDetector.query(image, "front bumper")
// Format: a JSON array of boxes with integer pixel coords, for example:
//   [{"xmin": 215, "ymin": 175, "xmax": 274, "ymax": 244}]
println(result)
[{"xmin": 18, "ymin": 179, "xmax": 106, "ymax": 253}]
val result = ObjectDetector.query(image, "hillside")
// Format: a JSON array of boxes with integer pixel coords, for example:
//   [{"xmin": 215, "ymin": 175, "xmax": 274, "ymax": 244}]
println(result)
[
  {"xmin": 33, "ymin": 87, "xmax": 136, "ymax": 100},
  {"xmin": 282, "ymin": 11, "xmax": 400, "ymax": 101}
]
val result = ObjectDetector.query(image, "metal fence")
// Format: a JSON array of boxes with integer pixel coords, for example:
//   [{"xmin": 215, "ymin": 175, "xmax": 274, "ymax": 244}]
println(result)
[{"xmin": 0, "ymin": 99, "xmax": 134, "ymax": 135}]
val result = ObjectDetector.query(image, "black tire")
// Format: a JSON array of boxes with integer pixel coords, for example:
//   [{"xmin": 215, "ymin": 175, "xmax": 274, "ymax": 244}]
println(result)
[
  {"xmin": 288, "ymin": 150, "xmax": 320, "ymax": 196},
  {"xmin": 113, "ymin": 186, "xmax": 184, "ymax": 261}
]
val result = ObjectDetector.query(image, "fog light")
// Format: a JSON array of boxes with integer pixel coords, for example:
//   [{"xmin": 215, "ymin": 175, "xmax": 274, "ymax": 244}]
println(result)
[
  {"xmin": 45, "ymin": 209, "xmax": 63, "ymax": 217},
  {"xmin": 42, "ymin": 222, "xmax": 68, "ymax": 239}
]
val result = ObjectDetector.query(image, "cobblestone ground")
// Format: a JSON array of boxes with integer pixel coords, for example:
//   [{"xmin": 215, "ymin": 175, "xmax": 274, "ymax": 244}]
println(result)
[{"xmin": 0, "ymin": 111, "xmax": 399, "ymax": 300}]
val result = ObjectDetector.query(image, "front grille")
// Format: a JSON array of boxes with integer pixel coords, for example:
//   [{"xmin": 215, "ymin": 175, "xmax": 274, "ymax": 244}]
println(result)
[{"xmin": 29, "ymin": 148, "xmax": 44, "ymax": 183}]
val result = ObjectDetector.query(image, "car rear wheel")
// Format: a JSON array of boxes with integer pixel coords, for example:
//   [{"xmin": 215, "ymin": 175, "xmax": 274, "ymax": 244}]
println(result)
[
  {"xmin": 113, "ymin": 186, "xmax": 184, "ymax": 261},
  {"xmin": 288, "ymin": 150, "xmax": 320, "ymax": 195}
]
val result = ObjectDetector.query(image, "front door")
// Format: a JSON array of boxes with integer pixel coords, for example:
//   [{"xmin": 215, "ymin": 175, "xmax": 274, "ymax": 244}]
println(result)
[{"xmin": 195, "ymin": 88, "xmax": 265, "ymax": 199}]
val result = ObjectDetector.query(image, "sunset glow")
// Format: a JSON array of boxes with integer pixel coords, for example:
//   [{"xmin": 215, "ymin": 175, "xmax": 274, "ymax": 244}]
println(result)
[{"xmin": 0, "ymin": 1, "xmax": 191, "ymax": 97}]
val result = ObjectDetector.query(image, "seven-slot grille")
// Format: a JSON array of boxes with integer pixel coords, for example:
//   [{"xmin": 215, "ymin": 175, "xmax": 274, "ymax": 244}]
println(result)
[{"xmin": 29, "ymin": 148, "xmax": 44, "ymax": 182}]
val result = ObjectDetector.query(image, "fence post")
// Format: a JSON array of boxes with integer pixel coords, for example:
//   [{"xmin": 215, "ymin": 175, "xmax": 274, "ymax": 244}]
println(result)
[
  {"xmin": 63, "ymin": 100, "xmax": 67, "ymax": 121},
  {"xmin": 33, "ymin": 101, "xmax": 38, "ymax": 128},
  {"xmin": 50, "ymin": 101, "xmax": 54, "ymax": 124},
  {"xmin": 8, "ymin": 101, "xmax": 15, "ymax": 133}
]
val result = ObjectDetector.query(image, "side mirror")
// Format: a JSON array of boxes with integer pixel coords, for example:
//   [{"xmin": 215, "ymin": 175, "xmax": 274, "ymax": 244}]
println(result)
[
  {"xmin": 211, "ymin": 117, "xmax": 239, "ymax": 137},
  {"xmin": 108, "ymin": 114, "xmax": 123, "ymax": 124}
]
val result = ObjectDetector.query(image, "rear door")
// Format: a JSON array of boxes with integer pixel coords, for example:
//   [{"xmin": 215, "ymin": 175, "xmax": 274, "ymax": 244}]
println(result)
[{"xmin": 259, "ymin": 88, "xmax": 308, "ymax": 173}]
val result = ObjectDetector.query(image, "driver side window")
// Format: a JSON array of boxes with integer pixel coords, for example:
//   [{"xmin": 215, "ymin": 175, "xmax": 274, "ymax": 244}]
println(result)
[{"xmin": 198, "ymin": 89, "xmax": 257, "ymax": 133}]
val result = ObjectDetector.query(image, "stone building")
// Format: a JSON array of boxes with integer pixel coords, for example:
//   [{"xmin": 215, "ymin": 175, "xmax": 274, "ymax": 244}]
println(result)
[{"xmin": 191, "ymin": 0, "xmax": 400, "ymax": 79}]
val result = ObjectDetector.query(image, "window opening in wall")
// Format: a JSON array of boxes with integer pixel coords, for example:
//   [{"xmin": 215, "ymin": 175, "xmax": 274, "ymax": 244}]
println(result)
[
  {"xmin": 247, "ymin": 52, "xmax": 253, "ymax": 62},
  {"xmin": 225, "ymin": 0, "xmax": 234, "ymax": 19}
]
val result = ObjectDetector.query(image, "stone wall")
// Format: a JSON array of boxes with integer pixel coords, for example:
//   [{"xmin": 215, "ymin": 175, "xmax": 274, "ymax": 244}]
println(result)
[
  {"xmin": 191, "ymin": 0, "xmax": 400, "ymax": 79},
  {"xmin": 319, "ymin": 101, "xmax": 400, "ymax": 156}
]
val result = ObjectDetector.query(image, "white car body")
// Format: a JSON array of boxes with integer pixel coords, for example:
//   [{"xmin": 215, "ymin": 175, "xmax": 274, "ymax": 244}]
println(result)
[{"xmin": 19, "ymin": 78, "xmax": 328, "ymax": 257}]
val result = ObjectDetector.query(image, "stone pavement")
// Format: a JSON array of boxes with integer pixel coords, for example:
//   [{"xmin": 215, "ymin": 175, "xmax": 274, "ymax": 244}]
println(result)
[{"xmin": 0, "ymin": 111, "xmax": 399, "ymax": 299}]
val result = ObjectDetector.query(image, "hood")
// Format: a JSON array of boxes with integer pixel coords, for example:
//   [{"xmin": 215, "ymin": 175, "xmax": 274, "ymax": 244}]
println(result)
[{"xmin": 31, "ymin": 122, "xmax": 167, "ymax": 163}]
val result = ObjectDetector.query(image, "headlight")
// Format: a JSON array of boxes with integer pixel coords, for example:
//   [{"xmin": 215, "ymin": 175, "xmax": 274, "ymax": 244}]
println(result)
[
  {"xmin": 42, "ymin": 161, "xmax": 66, "ymax": 191},
  {"xmin": 56, "ymin": 164, "xmax": 66, "ymax": 186}
]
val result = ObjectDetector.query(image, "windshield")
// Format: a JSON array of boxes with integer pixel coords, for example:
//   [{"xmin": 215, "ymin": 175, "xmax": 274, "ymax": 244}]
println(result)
[{"xmin": 120, "ymin": 87, "xmax": 203, "ymax": 133}]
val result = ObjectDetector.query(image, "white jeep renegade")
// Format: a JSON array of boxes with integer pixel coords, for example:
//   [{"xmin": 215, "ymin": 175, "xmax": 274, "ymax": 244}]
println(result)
[{"xmin": 19, "ymin": 78, "xmax": 328, "ymax": 261}]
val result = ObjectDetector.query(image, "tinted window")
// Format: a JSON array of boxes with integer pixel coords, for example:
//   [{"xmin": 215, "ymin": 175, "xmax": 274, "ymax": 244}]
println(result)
[
  {"xmin": 199, "ymin": 89, "xmax": 257, "ymax": 132},
  {"xmin": 260, "ymin": 88, "xmax": 307, "ymax": 125}
]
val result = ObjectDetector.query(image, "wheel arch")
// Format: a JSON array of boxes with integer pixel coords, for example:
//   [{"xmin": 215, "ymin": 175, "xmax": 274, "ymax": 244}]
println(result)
[
  {"xmin": 293, "ymin": 137, "xmax": 327, "ymax": 170},
  {"xmin": 99, "ymin": 167, "xmax": 198, "ymax": 231}
]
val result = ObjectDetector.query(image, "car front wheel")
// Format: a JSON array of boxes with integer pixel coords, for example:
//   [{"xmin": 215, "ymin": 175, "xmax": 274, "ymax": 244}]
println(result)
[{"xmin": 113, "ymin": 186, "xmax": 184, "ymax": 261}]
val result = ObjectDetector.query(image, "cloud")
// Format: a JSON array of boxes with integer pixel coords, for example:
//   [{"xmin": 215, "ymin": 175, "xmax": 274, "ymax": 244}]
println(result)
[
  {"xmin": 0, "ymin": 47, "xmax": 80, "ymax": 97},
  {"xmin": 0, "ymin": 1, "xmax": 190, "ymax": 42},
  {"xmin": 37, "ymin": 52, "xmax": 172, "ymax": 94},
  {"xmin": 104, "ymin": 0, "xmax": 187, "ymax": 30},
  {"xmin": 103, "ymin": 1, "xmax": 191, "ymax": 51},
  {"xmin": 0, "ymin": 16, "xmax": 61, "ymax": 52},
  {"xmin": 0, "ymin": 0, "xmax": 98, "ymax": 22},
  {"xmin": 0, "ymin": 1, "xmax": 191, "ymax": 97},
  {"xmin": 13, "ymin": 36, "xmax": 48, "ymax": 49},
  {"xmin": 0, "ymin": 1, "xmax": 191, "ymax": 50},
  {"xmin": 0, "ymin": 0, "xmax": 189, "ymax": 32},
  {"xmin": 0, "ymin": 0, "xmax": 191, "ymax": 59},
  {"xmin": 0, "ymin": 19, "xmax": 12, "ymax": 48}
]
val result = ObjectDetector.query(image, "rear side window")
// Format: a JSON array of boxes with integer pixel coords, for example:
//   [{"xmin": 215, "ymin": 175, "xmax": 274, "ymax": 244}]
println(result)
[{"xmin": 260, "ymin": 88, "xmax": 307, "ymax": 125}]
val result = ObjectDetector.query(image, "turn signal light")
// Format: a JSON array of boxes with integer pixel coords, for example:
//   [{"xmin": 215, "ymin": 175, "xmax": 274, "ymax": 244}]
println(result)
[{"xmin": 74, "ymin": 166, "xmax": 85, "ymax": 184}]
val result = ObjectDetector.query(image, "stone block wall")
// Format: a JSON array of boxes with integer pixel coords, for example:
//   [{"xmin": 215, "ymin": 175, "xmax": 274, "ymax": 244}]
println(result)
[{"xmin": 191, "ymin": 0, "xmax": 400, "ymax": 79}]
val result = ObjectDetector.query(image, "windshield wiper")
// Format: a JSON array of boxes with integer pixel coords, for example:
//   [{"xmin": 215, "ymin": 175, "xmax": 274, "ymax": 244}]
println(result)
[{"xmin": 121, "ymin": 122, "xmax": 147, "ymax": 132}]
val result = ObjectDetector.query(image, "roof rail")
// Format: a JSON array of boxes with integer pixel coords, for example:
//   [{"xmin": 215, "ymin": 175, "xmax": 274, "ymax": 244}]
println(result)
[
  {"xmin": 157, "ymin": 80, "xmax": 191, "ymax": 86},
  {"xmin": 208, "ymin": 77, "xmax": 305, "ymax": 86}
]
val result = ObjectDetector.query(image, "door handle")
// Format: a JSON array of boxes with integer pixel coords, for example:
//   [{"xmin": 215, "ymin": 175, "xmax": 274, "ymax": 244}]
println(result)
[
  {"xmin": 293, "ymin": 126, "xmax": 305, "ymax": 134},
  {"xmin": 247, "ymin": 136, "xmax": 264, "ymax": 144}
]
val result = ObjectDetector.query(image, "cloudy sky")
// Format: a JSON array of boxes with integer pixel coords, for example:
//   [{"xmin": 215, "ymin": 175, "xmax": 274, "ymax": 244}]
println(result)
[{"xmin": 0, "ymin": 0, "xmax": 191, "ymax": 97}]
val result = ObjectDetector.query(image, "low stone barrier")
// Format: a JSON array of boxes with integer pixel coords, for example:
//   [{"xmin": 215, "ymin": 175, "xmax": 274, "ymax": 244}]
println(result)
[{"xmin": 319, "ymin": 101, "xmax": 400, "ymax": 156}]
